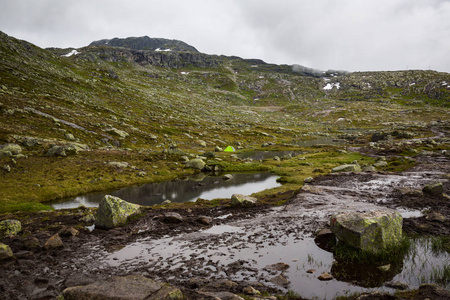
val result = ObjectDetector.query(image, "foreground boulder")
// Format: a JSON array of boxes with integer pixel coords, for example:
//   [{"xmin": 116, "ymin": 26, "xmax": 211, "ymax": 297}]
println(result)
[
  {"xmin": 185, "ymin": 158, "xmax": 206, "ymax": 170},
  {"xmin": 62, "ymin": 275, "xmax": 183, "ymax": 300},
  {"xmin": 0, "ymin": 219, "xmax": 21, "ymax": 238},
  {"xmin": 94, "ymin": 195, "xmax": 142, "ymax": 229},
  {"xmin": 330, "ymin": 211, "xmax": 403, "ymax": 254}
]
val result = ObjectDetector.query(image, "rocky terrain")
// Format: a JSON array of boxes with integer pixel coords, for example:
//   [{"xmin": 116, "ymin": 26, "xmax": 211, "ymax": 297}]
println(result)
[{"xmin": 0, "ymin": 31, "xmax": 449, "ymax": 299}]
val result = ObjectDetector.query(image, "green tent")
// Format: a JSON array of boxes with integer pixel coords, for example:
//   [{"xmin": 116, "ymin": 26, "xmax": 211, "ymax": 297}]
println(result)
[{"xmin": 224, "ymin": 145, "xmax": 235, "ymax": 152}]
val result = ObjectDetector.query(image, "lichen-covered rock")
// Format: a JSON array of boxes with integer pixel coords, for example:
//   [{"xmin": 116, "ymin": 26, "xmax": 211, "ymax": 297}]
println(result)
[
  {"xmin": 0, "ymin": 243, "xmax": 13, "ymax": 260},
  {"xmin": 330, "ymin": 211, "xmax": 403, "ymax": 254},
  {"xmin": 105, "ymin": 127, "xmax": 129, "ymax": 138},
  {"xmin": 231, "ymin": 194, "xmax": 257, "ymax": 207},
  {"xmin": 95, "ymin": 195, "xmax": 142, "ymax": 229},
  {"xmin": 331, "ymin": 164, "xmax": 362, "ymax": 173},
  {"xmin": 0, "ymin": 219, "xmax": 21, "ymax": 238},
  {"xmin": 62, "ymin": 275, "xmax": 183, "ymax": 300},
  {"xmin": 185, "ymin": 158, "xmax": 206, "ymax": 170}
]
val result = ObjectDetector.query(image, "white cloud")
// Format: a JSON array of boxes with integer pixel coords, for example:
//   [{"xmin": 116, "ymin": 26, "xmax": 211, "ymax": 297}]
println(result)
[{"xmin": 0, "ymin": 0, "xmax": 449, "ymax": 72}]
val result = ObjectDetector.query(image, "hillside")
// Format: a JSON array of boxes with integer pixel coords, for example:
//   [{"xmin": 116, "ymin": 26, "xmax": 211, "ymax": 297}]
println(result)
[{"xmin": 0, "ymin": 30, "xmax": 449, "ymax": 212}]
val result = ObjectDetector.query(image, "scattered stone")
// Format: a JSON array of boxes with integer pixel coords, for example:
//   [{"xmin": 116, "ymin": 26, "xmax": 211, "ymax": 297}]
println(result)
[
  {"xmin": 44, "ymin": 234, "xmax": 64, "ymax": 249},
  {"xmin": 306, "ymin": 269, "xmax": 316, "ymax": 274},
  {"xmin": 230, "ymin": 194, "xmax": 257, "ymax": 207},
  {"xmin": 422, "ymin": 182, "xmax": 444, "ymax": 196},
  {"xmin": 385, "ymin": 281, "xmax": 409, "ymax": 290},
  {"xmin": 266, "ymin": 262, "xmax": 290, "ymax": 271},
  {"xmin": 105, "ymin": 127, "xmax": 129, "ymax": 139},
  {"xmin": 197, "ymin": 140, "xmax": 207, "ymax": 147},
  {"xmin": 300, "ymin": 184, "xmax": 323, "ymax": 194},
  {"xmin": 215, "ymin": 146, "xmax": 223, "ymax": 152},
  {"xmin": 223, "ymin": 174, "xmax": 233, "ymax": 180},
  {"xmin": 62, "ymin": 275, "xmax": 183, "ymax": 300},
  {"xmin": 0, "ymin": 219, "xmax": 21, "ymax": 238},
  {"xmin": 330, "ymin": 210, "xmax": 403, "ymax": 254},
  {"xmin": 107, "ymin": 161, "xmax": 129, "ymax": 168},
  {"xmin": 373, "ymin": 160, "xmax": 388, "ymax": 167},
  {"xmin": 196, "ymin": 216, "xmax": 212, "ymax": 225},
  {"xmin": 3, "ymin": 164, "xmax": 11, "ymax": 172},
  {"xmin": 243, "ymin": 286, "xmax": 260, "ymax": 295},
  {"xmin": 137, "ymin": 171, "xmax": 147, "ymax": 177},
  {"xmin": 425, "ymin": 211, "xmax": 446, "ymax": 222},
  {"xmin": 185, "ymin": 158, "xmax": 206, "ymax": 170},
  {"xmin": 80, "ymin": 214, "xmax": 95, "ymax": 224},
  {"xmin": 318, "ymin": 272, "xmax": 333, "ymax": 281},
  {"xmin": 270, "ymin": 274, "xmax": 290, "ymax": 286},
  {"xmin": 162, "ymin": 212, "xmax": 184, "ymax": 223},
  {"xmin": 363, "ymin": 165, "xmax": 377, "ymax": 172},
  {"xmin": 0, "ymin": 143, "xmax": 22, "ymax": 156},
  {"xmin": 161, "ymin": 200, "xmax": 172, "ymax": 205},
  {"xmin": 0, "ymin": 243, "xmax": 13, "ymax": 260},
  {"xmin": 331, "ymin": 164, "xmax": 361, "ymax": 173},
  {"xmin": 65, "ymin": 133, "xmax": 76, "ymax": 140},
  {"xmin": 22, "ymin": 236, "xmax": 40, "ymax": 250},
  {"xmin": 58, "ymin": 227, "xmax": 79, "ymax": 237},
  {"xmin": 94, "ymin": 195, "xmax": 142, "ymax": 229},
  {"xmin": 303, "ymin": 177, "xmax": 313, "ymax": 183},
  {"xmin": 378, "ymin": 264, "xmax": 391, "ymax": 272}
]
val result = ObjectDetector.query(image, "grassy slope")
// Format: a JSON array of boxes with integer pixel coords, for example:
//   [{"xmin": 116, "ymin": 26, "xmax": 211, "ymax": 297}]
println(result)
[{"xmin": 0, "ymin": 31, "xmax": 449, "ymax": 212}]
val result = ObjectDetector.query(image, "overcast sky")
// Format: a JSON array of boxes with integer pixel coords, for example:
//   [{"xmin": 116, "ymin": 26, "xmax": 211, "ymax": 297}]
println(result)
[{"xmin": 1, "ymin": 0, "xmax": 450, "ymax": 73}]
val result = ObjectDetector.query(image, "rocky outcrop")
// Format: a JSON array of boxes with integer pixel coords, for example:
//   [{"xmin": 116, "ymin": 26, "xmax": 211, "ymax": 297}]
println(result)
[
  {"xmin": 89, "ymin": 36, "xmax": 199, "ymax": 52},
  {"xmin": 62, "ymin": 275, "xmax": 183, "ymax": 300},
  {"xmin": 330, "ymin": 211, "xmax": 403, "ymax": 254},
  {"xmin": 94, "ymin": 195, "xmax": 142, "ymax": 229}
]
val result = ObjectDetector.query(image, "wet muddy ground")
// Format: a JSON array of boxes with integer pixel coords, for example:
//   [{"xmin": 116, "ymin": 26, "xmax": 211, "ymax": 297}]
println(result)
[{"xmin": 1, "ymin": 154, "xmax": 449, "ymax": 299}]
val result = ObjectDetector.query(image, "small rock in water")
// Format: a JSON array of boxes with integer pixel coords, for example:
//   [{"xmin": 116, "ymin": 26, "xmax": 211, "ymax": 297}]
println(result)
[
  {"xmin": 270, "ymin": 274, "xmax": 290, "ymax": 286},
  {"xmin": 318, "ymin": 272, "xmax": 333, "ymax": 281},
  {"xmin": 385, "ymin": 281, "xmax": 409, "ymax": 290},
  {"xmin": 306, "ymin": 269, "xmax": 316, "ymax": 274}
]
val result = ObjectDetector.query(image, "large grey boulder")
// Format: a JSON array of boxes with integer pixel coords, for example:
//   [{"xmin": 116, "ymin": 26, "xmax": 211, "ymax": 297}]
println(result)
[
  {"xmin": 94, "ymin": 195, "xmax": 142, "ymax": 229},
  {"xmin": 330, "ymin": 211, "xmax": 403, "ymax": 254},
  {"xmin": 62, "ymin": 275, "xmax": 183, "ymax": 300}
]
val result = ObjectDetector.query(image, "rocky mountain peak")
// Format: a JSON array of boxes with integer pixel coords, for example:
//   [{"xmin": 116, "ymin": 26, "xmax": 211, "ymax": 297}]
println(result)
[{"xmin": 88, "ymin": 36, "xmax": 199, "ymax": 52}]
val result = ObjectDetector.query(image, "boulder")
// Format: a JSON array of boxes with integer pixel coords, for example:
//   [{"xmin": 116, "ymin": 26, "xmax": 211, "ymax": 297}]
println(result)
[
  {"xmin": 105, "ymin": 127, "xmax": 129, "ymax": 139},
  {"xmin": 231, "ymin": 194, "xmax": 257, "ymax": 207},
  {"xmin": 162, "ymin": 212, "xmax": 184, "ymax": 223},
  {"xmin": 62, "ymin": 275, "xmax": 183, "ymax": 300},
  {"xmin": 0, "ymin": 143, "xmax": 22, "ymax": 155},
  {"xmin": 185, "ymin": 158, "xmax": 206, "ymax": 170},
  {"xmin": 0, "ymin": 219, "xmax": 21, "ymax": 238},
  {"xmin": 330, "ymin": 211, "xmax": 403, "ymax": 254},
  {"xmin": 44, "ymin": 233, "xmax": 64, "ymax": 249},
  {"xmin": 94, "ymin": 195, "xmax": 142, "ymax": 229},
  {"xmin": 0, "ymin": 243, "xmax": 13, "ymax": 260},
  {"xmin": 422, "ymin": 182, "xmax": 444, "ymax": 196},
  {"xmin": 331, "ymin": 164, "xmax": 361, "ymax": 173}
]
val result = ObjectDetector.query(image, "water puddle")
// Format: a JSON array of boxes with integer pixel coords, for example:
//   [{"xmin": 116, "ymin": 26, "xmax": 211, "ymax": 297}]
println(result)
[
  {"xmin": 50, "ymin": 172, "xmax": 280, "ymax": 209},
  {"xmin": 102, "ymin": 230, "xmax": 449, "ymax": 299}
]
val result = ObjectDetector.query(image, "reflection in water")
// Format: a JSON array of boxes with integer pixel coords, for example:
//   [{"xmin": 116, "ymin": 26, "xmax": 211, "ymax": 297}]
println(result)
[
  {"xmin": 50, "ymin": 172, "xmax": 280, "ymax": 209},
  {"xmin": 295, "ymin": 138, "xmax": 347, "ymax": 147}
]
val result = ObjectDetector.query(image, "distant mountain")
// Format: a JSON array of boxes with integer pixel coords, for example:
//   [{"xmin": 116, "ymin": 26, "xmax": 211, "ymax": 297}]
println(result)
[{"xmin": 89, "ymin": 36, "xmax": 199, "ymax": 52}]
